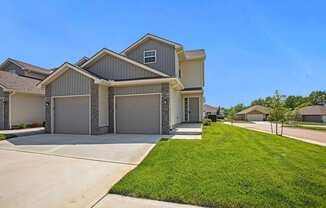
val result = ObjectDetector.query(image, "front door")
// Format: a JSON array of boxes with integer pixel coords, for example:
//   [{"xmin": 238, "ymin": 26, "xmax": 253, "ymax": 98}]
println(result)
[{"xmin": 185, "ymin": 97, "xmax": 199, "ymax": 122}]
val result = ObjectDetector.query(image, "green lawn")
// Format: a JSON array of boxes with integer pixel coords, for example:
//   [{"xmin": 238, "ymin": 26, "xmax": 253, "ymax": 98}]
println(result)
[
  {"xmin": 111, "ymin": 123, "xmax": 326, "ymax": 208},
  {"xmin": 0, "ymin": 134, "xmax": 15, "ymax": 141}
]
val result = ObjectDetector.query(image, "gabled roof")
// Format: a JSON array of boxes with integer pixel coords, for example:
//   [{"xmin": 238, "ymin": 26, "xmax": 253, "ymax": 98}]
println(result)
[
  {"xmin": 80, "ymin": 48, "xmax": 169, "ymax": 77},
  {"xmin": 236, "ymin": 105, "xmax": 269, "ymax": 115},
  {"xmin": 204, "ymin": 104, "xmax": 218, "ymax": 113},
  {"xmin": 299, "ymin": 105, "xmax": 326, "ymax": 115},
  {"xmin": 75, "ymin": 56, "xmax": 89, "ymax": 66},
  {"xmin": 37, "ymin": 62, "xmax": 110, "ymax": 87},
  {"xmin": 184, "ymin": 49, "xmax": 206, "ymax": 60},
  {"xmin": 0, "ymin": 58, "xmax": 52, "ymax": 75},
  {"xmin": 0, "ymin": 71, "xmax": 44, "ymax": 94},
  {"xmin": 121, "ymin": 33, "xmax": 183, "ymax": 54}
]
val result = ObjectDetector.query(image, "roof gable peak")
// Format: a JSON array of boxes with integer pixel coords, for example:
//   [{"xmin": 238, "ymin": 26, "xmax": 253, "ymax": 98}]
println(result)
[{"xmin": 121, "ymin": 33, "xmax": 183, "ymax": 54}]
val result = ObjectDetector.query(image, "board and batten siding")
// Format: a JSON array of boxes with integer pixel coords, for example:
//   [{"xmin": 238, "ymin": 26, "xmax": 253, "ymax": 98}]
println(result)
[
  {"xmin": 10, "ymin": 93, "xmax": 45, "ymax": 126},
  {"xmin": 50, "ymin": 69, "xmax": 91, "ymax": 96},
  {"xmin": 170, "ymin": 87, "xmax": 182, "ymax": 128},
  {"xmin": 113, "ymin": 84, "xmax": 161, "ymax": 95},
  {"xmin": 85, "ymin": 54, "xmax": 158, "ymax": 81},
  {"xmin": 125, "ymin": 39, "xmax": 176, "ymax": 77},
  {"xmin": 180, "ymin": 60, "xmax": 204, "ymax": 89},
  {"xmin": 98, "ymin": 85, "xmax": 109, "ymax": 127}
]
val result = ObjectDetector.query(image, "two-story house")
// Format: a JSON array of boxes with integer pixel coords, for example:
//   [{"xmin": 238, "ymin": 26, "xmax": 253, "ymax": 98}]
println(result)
[
  {"xmin": 38, "ymin": 34, "xmax": 205, "ymax": 135},
  {"xmin": 0, "ymin": 58, "xmax": 51, "ymax": 129}
]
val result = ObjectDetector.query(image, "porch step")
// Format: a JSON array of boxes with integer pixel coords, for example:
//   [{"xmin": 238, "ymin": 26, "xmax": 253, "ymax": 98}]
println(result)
[{"xmin": 169, "ymin": 123, "xmax": 202, "ymax": 135}]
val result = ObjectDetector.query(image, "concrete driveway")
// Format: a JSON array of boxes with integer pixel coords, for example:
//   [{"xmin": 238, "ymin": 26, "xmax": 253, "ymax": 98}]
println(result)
[
  {"xmin": 0, "ymin": 134, "xmax": 161, "ymax": 208},
  {"xmin": 229, "ymin": 122, "xmax": 326, "ymax": 146}
]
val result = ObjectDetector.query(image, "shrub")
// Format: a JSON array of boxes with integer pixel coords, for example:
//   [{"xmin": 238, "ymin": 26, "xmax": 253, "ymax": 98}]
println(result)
[
  {"xmin": 18, "ymin": 123, "xmax": 28, "ymax": 129},
  {"xmin": 203, "ymin": 119, "xmax": 212, "ymax": 126}
]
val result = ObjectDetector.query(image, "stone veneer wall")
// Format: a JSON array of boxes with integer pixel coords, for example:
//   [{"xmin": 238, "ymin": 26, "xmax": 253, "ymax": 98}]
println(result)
[
  {"xmin": 91, "ymin": 82, "xmax": 108, "ymax": 135},
  {"xmin": 0, "ymin": 88, "xmax": 10, "ymax": 130},
  {"xmin": 45, "ymin": 86, "xmax": 51, "ymax": 133},
  {"xmin": 161, "ymin": 83, "xmax": 170, "ymax": 134}
]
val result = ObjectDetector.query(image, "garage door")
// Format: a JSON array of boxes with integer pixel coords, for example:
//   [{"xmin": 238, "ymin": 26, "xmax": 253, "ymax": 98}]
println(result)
[
  {"xmin": 115, "ymin": 94, "xmax": 160, "ymax": 134},
  {"xmin": 247, "ymin": 114, "xmax": 264, "ymax": 121},
  {"xmin": 54, "ymin": 96, "xmax": 89, "ymax": 134}
]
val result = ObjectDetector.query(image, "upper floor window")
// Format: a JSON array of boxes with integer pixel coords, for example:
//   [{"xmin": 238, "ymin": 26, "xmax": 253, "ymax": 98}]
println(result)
[{"xmin": 144, "ymin": 50, "xmax": 156, "ymax": 64}]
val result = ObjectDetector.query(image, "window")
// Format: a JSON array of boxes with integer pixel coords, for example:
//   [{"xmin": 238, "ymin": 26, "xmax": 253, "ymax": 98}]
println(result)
[{"xmin": 144, "ymin": 50, "xmax": 156, "ymax": 64}]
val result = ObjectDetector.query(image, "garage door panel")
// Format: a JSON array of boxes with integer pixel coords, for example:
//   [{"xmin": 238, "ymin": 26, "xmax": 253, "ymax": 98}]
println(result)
[
  {"xmin": 247, "ymin": 114, "xmax": 264, "ymax": 121},
  {"xmin": 54, "ymin": 96, "xmax": 89, "ymax": 134},
  {"xmin": 116, "ymin": 94, "xmax": 160, "ymax": 134}
]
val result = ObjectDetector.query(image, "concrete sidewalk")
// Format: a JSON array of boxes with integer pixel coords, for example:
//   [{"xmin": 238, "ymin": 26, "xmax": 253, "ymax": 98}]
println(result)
[
  {"xmin": 94, "ymin": 194, "xmax": 203, "ymax": 208},
  {"xmin": 0, "ymin": 127, "xmax": 44, "ymax": 136}
]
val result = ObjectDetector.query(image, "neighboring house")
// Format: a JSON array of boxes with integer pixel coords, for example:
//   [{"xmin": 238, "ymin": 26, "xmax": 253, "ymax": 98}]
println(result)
[
  {"xmin": 236, "ymin": 105, "xmax": 269, "ymax": 121},
  {"xmin": 0, "ymin": 59, "xmax": 52, "ymax": 129},
  {"xmin": 204, "ymin": 104, "xmax": 218, "ymax": 117},
  {"xmin": 298, "ymin": 105, "xmax": 326, "ymax": 123},
  {"xmin": 38, "ymin": 34, "xmax": 205, "ymax": 135},
  {"xmin": 0, "ymin": 58, "xmax": 52, "ymax": 80}
]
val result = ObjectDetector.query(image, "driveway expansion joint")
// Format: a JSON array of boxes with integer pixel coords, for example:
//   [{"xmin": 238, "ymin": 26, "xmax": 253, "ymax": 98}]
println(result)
[{"xmin": 0, "ymin": 148, "xmax": 137, "ymax": 166}]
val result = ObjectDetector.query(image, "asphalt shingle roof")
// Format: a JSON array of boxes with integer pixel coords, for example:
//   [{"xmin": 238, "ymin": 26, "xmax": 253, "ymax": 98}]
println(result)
[
  {"xmin": 0, "ymin": 71, "xmax": 44, "ymax": 94},
  {"xmin": 299, "ymin": 105, "xmax": 326, "ymax": 115},
  {"xmin": 236, "ymin": 105, "xmax": 269, "ymax": 115},
  {"xmin": 8, "ymin": 58, "xmax": 52, "ymax": 75}
]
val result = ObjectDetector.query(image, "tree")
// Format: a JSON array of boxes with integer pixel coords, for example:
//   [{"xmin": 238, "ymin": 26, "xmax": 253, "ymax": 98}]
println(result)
[
  {"xmin": 267, "ymin": 90, "xmax": 287, "ymax": 136},
  {"xmin": 251, "ymin": 98, "xmax": 266, "ymax": 106},
  {"xmin": 284, "ymin": 96, "xmax": 308, "ymax": 110},
  {"xmin": 227, "ymin": 108, "xmax": 237, "ymax": 125},
  {"xmin": 308, "ymin": 91, "xmax": 326, "ymax": 105},
  {"xmin": 216, "ymin": 106, "xmax": 221, "ymax": 115},
  {"xmin": 224, "ymin": 104, "xmax": 247, "ymax": 117}
]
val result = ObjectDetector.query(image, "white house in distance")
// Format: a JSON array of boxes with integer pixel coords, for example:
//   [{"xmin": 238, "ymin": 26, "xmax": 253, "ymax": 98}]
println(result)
[{"xmin": 236, "ymin": 105, "xmax": 269, "ymax": 121}]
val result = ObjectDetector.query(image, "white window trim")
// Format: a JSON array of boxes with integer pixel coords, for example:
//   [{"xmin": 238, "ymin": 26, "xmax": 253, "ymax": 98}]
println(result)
[{"xmin": 143, "ymin": 50, "xmax": 157, "ymax": 64}]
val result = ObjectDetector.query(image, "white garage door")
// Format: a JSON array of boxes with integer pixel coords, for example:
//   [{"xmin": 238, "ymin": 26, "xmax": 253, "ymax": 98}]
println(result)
[
  {"xmin": 247, "ymin": 114, "xmax": 264, "ymax": 121},
  {"xmin": 54, "ymin": 96, "xmax": 90, "ymax": 134},
  {"xmin": 115, "ymin": 94, "xmax": 161, "ymax": 134}
]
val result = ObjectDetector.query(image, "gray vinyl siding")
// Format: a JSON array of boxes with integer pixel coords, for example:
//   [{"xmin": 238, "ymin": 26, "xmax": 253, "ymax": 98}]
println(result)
[
  {"xmin": 85, "ymin": 54, "xmax": 158, "ymax": 80},
  {"xmin": 114, "ymin": 84, "xmax": 161, "ymax": 95},
  {"xmin": 49, "ymin": 69, "xmax": 91, "ymax": 96},
  {"xmin": 125, "ymin": 39, "xmax": 176, "ymax": 76}
]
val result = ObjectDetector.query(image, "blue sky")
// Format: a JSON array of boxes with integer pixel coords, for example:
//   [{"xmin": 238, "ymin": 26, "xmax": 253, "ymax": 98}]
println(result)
[{"xmin": 1, "ymin": 0, "xmax": 325, "ymax": 107}]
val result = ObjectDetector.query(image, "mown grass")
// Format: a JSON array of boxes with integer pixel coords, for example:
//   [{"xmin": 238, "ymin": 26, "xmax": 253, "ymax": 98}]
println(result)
[
  {"xmin": 0, "ymin": 134, "xmax": 15, "ymax": 141},
  {"xmin": 111, "ymin": 123, "xmax": 326, "ymax": 208}
]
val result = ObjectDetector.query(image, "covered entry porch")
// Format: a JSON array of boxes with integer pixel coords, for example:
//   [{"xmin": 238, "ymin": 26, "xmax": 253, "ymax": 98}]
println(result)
[{"xmin": 181, "ymin": 90, "xmax": 203, "ymax": 123}]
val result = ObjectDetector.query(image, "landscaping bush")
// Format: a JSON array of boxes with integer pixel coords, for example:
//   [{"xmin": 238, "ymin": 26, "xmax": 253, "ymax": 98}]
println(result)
[
  {"xmin": 203, "ymin": 118, "xmax": 212, "ymax": 126},
  {"xmin": 18, "ymin": 123, "xmax": 28, "ymax": 129}
]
